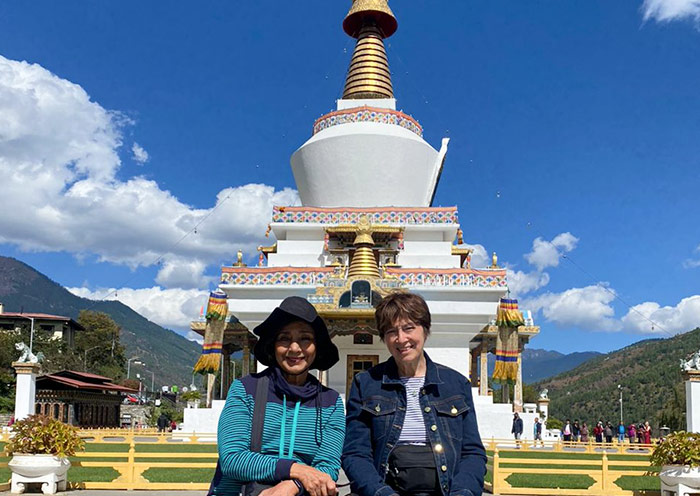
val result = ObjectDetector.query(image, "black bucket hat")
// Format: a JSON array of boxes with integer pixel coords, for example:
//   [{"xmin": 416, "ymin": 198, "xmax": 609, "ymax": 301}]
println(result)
[{"xmin": 253, "ymin": 296, "xmax": 339, "ymax": 371}]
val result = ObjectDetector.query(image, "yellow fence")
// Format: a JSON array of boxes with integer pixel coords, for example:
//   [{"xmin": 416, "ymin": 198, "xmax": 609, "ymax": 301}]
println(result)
[
  {"xmin": 74, "ymin": 429, "xmax": 216, "ymax": 490},
  {"xmin": 1, "ymin": 430, "xmax": 661, "ymax": 493},
  {"xmin": 486, "ymin": 439, "xmax": 659, "ymax": 496},
  {"xmin": 484, "ymin": 437, "xmax": 658, "ymax": 455}
]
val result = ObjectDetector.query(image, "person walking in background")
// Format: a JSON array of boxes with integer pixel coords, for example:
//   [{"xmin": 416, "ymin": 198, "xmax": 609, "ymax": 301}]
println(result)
[
  {"xmin": 580, "ymin": 422, "xmax": 589, "ymax": 443},
  {"xmin": 562, "ymin": 419, "xmax": 572, "ymax": 442},
  {"xmin": 533, "ymin": 417, "xmax": 543, "ymax": 447},
  {"xmin": 617, "ymin": 422, "xmax": 625, "ymax": 444},
  {"xmin": 637, "ymin": 423, "xmax": 644, "ymax": 444},
  {"xmin": 644, "ymin": 421, "xmax": 652, "ymax": 444},
  {"xmin": 157, "ymin": 413, "xmax": 168, "ymax": 433},
  {"xmin": 572, "ymin": 420, "xmax": 581, "ymax": 442},
  {"xmin": 593, "ymin": 421, "xmax": 603, "ymax": 443},
  {"xmin": 604, "ymin": 422, "xmax": 614, "ymax": 444},
  {"xmin": 512, "ymin": 413, "xmax": 524, "ymax": 447}
]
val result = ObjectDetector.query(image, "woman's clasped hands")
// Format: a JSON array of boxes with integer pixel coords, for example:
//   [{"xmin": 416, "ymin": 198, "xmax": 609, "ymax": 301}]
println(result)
[{"xmin": 291, "ymin": 463, "xmax": 338, "ymax": 496}]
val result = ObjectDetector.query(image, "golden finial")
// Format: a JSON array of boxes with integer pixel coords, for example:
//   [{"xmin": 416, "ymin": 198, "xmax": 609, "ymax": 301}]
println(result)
[
  {"xmin": 342, "ymin": 0, "xmax": 396, "ymax": 99},
  {"xmin": 343, "ymin": 0, "xmax": 397, "ymax": 39},
  {"xmin": 490, "ymin": 252, "xmax": 499, "ymax": 269},
  {"xmin": 456, "ymin": 228, "xmax": 464, "ymax": 245}
]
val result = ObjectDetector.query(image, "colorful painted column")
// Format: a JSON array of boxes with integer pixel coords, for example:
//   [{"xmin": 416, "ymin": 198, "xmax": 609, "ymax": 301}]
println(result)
[
  {"xmin": 242, "ymin": 342, "xmax": 251, "ymax": 376},
  {"xmin": 479, "ymin": 343, "xmax": 489, "ymax": 397},
  {"xmin": 513, "ymin": 349, "xmax": 524, "ymax": 412}
]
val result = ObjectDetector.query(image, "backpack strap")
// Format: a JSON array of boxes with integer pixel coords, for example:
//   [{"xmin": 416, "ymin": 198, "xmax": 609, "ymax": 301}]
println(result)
[
  {"xmin": 249, "ymin": 375, "xmax": 269, "ymax": 452},
  {"xmin": 208, "ymin": 374, "xmax": 269, "ymax": 496}
]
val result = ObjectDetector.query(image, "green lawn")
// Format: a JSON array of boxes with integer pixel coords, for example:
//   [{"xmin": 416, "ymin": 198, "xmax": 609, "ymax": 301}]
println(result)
[{"xmin": 143, "ymin": 467, "xmax": 215, "ymax": 483}]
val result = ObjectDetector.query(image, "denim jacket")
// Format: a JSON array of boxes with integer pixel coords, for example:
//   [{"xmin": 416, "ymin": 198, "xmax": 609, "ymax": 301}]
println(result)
[{"xmin": 342, "ymin": 353, "xmax": 486, "ymax": 496}]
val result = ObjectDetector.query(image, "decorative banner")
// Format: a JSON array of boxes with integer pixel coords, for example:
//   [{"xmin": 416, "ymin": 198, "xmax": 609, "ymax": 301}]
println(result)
[
  {"xmin": 492, "ymin": 298, "xmax": 525, "ymax": 385},
  {"xmin": 194, "ymin": 290, "xmax": 228, "ymax": 374}
]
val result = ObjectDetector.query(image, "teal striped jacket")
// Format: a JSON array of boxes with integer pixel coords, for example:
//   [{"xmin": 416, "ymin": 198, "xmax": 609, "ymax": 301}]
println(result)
[{"xmin": 211, "ymin": 370, "xmax": 345, "ymax": 495}]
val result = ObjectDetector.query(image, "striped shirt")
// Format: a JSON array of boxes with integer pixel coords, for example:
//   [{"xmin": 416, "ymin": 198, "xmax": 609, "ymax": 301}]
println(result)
[
  {"xmin": 212, "ymin": 372, "xmax": 345, "ymax": 495},
  {"xmin": 398, "ymin": 376, "xmax": 427, "ymax": 445}
]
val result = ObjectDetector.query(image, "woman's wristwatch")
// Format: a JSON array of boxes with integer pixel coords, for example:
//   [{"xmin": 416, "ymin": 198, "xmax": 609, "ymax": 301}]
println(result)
[{"xmin": 292, "ymin": 479, "xmax": 304, "ymax": 495}]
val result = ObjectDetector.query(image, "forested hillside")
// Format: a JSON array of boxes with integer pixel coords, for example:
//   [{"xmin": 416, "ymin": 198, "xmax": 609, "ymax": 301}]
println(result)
[
  {"xmin": 0, "ymin": 256, "xmax": 201, "ymax": 388},
  {"xmin": 535, "ymin": 329, "xmax": 700, "ymax": 430}
]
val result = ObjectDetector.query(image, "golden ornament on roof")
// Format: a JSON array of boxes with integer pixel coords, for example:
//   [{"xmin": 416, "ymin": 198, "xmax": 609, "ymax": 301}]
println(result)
[{"xmin": 343, "ymin": 0, "xmax": 397, "ymax": 39}]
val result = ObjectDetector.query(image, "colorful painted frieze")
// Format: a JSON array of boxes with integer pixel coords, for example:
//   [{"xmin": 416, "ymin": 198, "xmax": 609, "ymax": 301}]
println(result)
[
  {"xmin": 271, "ymin": 206, "xmax": 459, "ymax": 225},
  {"xmin": 313, "ymin": 106, "xmax": 423, "ymax": 137}
]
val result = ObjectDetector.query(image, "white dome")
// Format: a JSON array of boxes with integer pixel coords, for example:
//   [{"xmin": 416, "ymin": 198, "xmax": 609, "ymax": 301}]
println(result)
[{"xmin": 291, "ymin": 120, "xmax": 448, "ymax": 207}]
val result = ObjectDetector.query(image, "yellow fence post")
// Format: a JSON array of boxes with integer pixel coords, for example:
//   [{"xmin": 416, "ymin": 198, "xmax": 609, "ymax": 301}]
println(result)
[
  {"xmin": 601, "ymin": 452, "xmax": 609, "ymax": 494},
  {"xmin": 127, "ymin": 438, "xmax": 136, "ymax": 488},
  {"xmin": 492, "ymin": 447, "xmax": 500, "ymax": 495}
]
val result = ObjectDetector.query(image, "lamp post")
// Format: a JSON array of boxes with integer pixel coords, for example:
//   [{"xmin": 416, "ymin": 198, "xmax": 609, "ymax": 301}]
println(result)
[
  {"xmin": 127, "ymin": 357, "xmax": 141, "ymax": 378},
  {"xmin": 143, "ymin": 368, "xmax": 155, "ymax": 394},
  {"xmin": 190, "ymin": 369, "xmax": 197, "ymax": 391},
  {"xmin": 84, "ymin": 345, "xmax": 100, "ymax": 372},
  {"xmin": 18, "ymin": 315, "xmax": 36, "ymax": 354},
  {"xmin": 618, "ymin": 384, "xmax": 623, "ymax": 424}
]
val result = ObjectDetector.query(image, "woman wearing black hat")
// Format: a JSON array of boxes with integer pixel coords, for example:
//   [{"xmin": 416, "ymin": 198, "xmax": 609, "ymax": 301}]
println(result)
[{"xmin": 209, "ymin": 296, "xmax": 344, "ymax": 496}]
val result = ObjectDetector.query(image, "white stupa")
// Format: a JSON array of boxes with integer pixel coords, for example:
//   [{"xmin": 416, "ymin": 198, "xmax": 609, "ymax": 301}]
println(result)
[{"xmin": 185, "ymin": 0, "xmax": 541, "ymax": 441}]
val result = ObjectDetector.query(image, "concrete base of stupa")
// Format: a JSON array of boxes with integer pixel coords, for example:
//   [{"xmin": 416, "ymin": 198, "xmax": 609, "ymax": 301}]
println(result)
[{"xmin": 178, "ymin": 390, "xmax": 538, "ymax": 443}]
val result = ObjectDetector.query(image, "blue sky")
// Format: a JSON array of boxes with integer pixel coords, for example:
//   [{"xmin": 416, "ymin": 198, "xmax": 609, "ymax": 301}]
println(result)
[{"xmin": 0, "ymin": 1, "xmax": 698, "ymax": 353}]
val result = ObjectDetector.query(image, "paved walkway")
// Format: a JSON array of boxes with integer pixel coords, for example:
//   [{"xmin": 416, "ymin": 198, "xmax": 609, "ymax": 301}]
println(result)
[{"xmin": 0, "ymin": 492, "xmax": 207, "ymax": 495}]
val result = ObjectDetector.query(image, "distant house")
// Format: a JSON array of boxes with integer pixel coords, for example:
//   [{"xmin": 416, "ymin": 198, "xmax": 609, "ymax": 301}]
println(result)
[
  {"xmin": 0, "ymin": 302, "xmax": 83, "ymax": 348},
  {"xmin": 35, "ymin": 370, "xmax": 137, "ymax": 427}
]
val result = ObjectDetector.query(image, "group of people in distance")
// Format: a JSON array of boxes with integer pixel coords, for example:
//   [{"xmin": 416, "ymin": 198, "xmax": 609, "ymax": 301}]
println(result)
[
  {"xmin": 561, "ymin": 419, "xmax": 652, "ymax": 444},
  {"xmin": 208, "ymin": 292, "xmax": 486, "ymax": 496}
]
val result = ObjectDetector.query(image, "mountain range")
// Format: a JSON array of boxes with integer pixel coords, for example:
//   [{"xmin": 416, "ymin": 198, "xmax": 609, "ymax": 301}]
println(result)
[{"xmin": 0, "ymin": 256, "xmax": 201, "ymax": 388}]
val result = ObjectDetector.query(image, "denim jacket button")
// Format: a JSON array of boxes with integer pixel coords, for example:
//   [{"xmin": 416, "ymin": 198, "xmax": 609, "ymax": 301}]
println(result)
[
  {"xmin": 441, "ymin": 465, "xmax": 447, "ymax": 472},
  {"xmin": 431, "ymin": 424, "xmax": 437, "ymax": 431},
  {"xmin": 434, "ymin": 443, "xmax": 443, "ymax": 452},
  {"xmin": 424, "ymin": 406, "xmax": 431, "ymax": 413}
]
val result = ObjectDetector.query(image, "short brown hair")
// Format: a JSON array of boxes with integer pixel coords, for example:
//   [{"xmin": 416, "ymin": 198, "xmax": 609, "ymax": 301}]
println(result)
[{"xmin": 374, "ymin": 291, "xmax": 431, "ymax": 341}]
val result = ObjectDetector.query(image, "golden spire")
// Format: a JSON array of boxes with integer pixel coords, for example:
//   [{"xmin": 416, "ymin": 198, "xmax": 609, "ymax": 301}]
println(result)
[
  {"xmin": 347, "ymin": 215, "xmax": 381, "ymax": 278},
  {"xmin": 342, "ymin": 0, "xmax": 397, "ymax": 100}
]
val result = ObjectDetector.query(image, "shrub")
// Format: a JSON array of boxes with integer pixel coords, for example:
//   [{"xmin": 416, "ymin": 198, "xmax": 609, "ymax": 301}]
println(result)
[
  {"xmin": 546, "ymin": 416, "xmax": 563, "ymax": 431},
  {"xmin": 650, "ymin": 431, "xmax": 700, "ymax": 467},
  {"xmin": 5, "ymin": 415, "xmax": 84, "ymax": 457},
  {"xmin": 180, "ymin": 390, "xmax": 202, "ymax": 402}
]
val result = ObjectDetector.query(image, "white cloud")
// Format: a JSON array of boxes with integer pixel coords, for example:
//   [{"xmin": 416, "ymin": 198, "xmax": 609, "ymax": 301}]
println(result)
[
  {"xmin": 526, "ymin": 285, "xmax": 621, "ymax": 332},
  {"xmin": 642, "ymin": 0, "xmax": 700, "ymax": 24},
  {"xmin": 622, "ymin": 295, "xmax": 700, "ymax": 334},
  {"xmin": 186, "ymin": 330, "xmax": 204, "ymax": 345},
  {"xmin": 68, "ymin": 286, "xmax": 208, "ymax": 333},
  {"xmin": 155, "ymin": 258, "xmax": 214, "ymax": 289},
  {"xmin": 683, "ymin": 245, "xmax": 700, "ymax": 268},
  {"xmin": 0, "ymin": 55, "xmax": 299, "ymax": 273},
  {"xmin": 507, "ymin": 269, "xmax": 550, "ymax": 296},
  {"xmin": 464, "ymin": 243, "xmax": 489, "ymax": 268},
  {"xmin": 524, "ymin": 232, "xmax": 579, "ymax": 271},
  {"xmin": 131, "ymin": 142, "xmax": 149, "ymax": 164}
]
